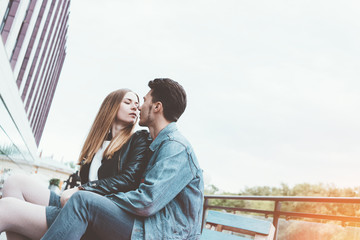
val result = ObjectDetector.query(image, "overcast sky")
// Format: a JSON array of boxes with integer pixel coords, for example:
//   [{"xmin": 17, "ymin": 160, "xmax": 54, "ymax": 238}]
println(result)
[{"xmin": 39, "ymin": 0, "xmax": 360, "ymax": 193}]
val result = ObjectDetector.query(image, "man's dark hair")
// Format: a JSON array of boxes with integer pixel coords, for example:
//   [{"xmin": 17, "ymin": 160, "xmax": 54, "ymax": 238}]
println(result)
[{"xmin": 148, "ymin": 78, "xmax": 187, "ymax": 122}]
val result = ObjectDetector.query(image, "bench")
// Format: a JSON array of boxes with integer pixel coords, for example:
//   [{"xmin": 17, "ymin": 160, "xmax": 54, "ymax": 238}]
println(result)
[{"xmin": 201, "ymin": 210, "xmax": 275, "ymax": 240}]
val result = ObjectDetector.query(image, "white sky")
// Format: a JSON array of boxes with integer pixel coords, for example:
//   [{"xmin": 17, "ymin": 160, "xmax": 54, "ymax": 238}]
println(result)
[{"xmin": 39, "ymin": 0, "xmax": 360, "ymax": 193}]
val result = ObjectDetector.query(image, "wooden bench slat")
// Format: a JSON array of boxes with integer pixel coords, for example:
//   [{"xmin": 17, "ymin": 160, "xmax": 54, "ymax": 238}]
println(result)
[
  {"xmin": 206, "ymin": 210, "xmax": 272, "ymax": 235},
  {"xmin": 201, "ymin": 228, "xmax": 250, "ymax": 240}
]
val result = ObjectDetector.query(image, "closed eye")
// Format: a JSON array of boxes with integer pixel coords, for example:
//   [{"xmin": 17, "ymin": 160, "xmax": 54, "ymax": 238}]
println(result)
[{"xmin": 124, "ymin": 98, "xmax": 139, "ymax": 107}]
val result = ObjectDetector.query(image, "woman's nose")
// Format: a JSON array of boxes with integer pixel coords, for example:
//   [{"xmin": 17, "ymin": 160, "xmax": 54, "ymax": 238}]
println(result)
[{"xmin": 131, "ymin": 104, "xmax": 139, "ymax": 112}]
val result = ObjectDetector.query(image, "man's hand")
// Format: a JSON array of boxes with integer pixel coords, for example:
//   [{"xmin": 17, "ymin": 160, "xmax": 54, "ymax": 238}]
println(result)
[{"xmin": 60, "ymin": 187, "xmax": 80, "ymax": 207}]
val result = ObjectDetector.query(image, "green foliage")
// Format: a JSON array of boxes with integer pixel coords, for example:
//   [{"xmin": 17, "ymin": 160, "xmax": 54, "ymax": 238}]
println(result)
[
  {"xmin": 49, "ymin": 178, "xmax": 60, "ymax": 187},
  {"xmin": 208, "ymin": 183, "xmax": 360, "ymax": 240},
  {"xmin": 205, "ymin": 184, "xmax": 245, "ymax": 209},
  {"xmin": 0, "ymin": 143, "xmax": 19, "ymax": 156},
  {"xmin": 209, "ymin": 183, "xmax": 360, "ymax": 221},
  {"xmin": 204, "ymin": 184, "xmax": 219, "ymax": 195},
  {"xmin": 64, "ymin": 161, "xmax": 76, "ymax": 169}
]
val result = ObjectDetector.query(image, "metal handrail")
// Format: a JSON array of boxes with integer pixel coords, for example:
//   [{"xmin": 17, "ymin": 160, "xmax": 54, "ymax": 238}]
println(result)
[{"xmin": 203, "ymin": 195, "xmax": 360, "ymax": 240}]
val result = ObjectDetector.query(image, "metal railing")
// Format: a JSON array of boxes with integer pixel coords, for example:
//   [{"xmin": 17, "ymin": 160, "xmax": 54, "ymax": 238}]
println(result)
[{"xmin": 203, "ymin": 195, "xmax": 360, "ymax": 240}]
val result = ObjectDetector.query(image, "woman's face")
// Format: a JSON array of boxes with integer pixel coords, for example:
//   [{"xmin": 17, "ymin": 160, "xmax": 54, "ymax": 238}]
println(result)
[{"xmin": 116, "ymin": 92, "xmax": 139, "ymax": 126}]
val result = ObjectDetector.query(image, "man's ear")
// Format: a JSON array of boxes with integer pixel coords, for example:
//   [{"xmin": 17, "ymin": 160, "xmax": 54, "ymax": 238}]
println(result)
[{"xmin": 153, "ymin": 102, "xmax": 163, "ymax": 113}]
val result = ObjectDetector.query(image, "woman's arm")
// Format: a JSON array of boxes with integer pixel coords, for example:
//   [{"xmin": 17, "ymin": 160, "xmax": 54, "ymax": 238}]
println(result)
[
  {"xmin": 60, "ymin": 131, "xmax": 150, "ymax": 206},
  {"xmin": 79, "ymin": 130, "xmax": 150, "ymax": 195}
]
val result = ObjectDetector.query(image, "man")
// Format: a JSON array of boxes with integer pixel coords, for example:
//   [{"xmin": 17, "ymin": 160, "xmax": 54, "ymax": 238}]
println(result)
[{"xmin": 41, "ymin": 78, "xmax": 204, "ymax": 240}]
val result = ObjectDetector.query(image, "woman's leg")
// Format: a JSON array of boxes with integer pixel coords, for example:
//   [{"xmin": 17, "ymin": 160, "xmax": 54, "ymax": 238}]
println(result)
[
  {"xmin": 2, "ymin": 174, "xmax": 51, "ymax": 205},
  {"xmin": 2, "ymin": 174, "xmax": 51, "ymax": 240},
  {"xmin": 42, "ymin": 191, "xmax": 135, "ymax": 240},
  {"xmin": 0, "ymin": 197, "xmax": 48, "ymax": 239}
]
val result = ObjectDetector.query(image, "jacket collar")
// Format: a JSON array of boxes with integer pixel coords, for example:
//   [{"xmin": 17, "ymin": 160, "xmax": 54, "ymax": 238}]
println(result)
[
  {"xmin": 149, "ymin": 122, "xmax": 177, "ymax": 152},
  {"xmin": 106, "ymin": 130, "xmax": 113, "ymax": 141}
]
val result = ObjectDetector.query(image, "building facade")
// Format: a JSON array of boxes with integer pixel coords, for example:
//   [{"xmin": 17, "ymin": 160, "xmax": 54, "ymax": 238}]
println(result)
[{"xmin": 0, "ymin": 0, "xmax": 71, "ymax": 177}]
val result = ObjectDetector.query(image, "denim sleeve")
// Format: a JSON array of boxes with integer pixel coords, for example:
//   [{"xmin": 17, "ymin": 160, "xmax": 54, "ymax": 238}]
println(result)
[{"xmin": 108, "ymin": 140, "xmax": 194, "ymax": 217}]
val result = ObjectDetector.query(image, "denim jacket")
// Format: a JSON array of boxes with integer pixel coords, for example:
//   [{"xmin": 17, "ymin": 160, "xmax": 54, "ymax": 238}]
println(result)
[{"xmin": 107, "ymin": 123, "xmax": 204, "ymax": 240}]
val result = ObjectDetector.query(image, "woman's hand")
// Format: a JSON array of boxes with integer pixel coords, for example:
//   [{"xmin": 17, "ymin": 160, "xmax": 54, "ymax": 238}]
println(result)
[{"xmin": 60, "ymin": 187, "xmax": 80, "ymax": 207}]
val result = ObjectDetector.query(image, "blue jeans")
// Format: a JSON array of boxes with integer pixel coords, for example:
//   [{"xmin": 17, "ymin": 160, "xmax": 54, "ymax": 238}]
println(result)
[{"xmin": 41, "ymin": 191, "xmax": 135, "ymax": 240}]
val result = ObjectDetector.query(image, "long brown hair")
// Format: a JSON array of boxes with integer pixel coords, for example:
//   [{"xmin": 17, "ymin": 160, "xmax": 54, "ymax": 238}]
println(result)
[{"xmin": 78, "ymin": 89, "xmax": 138, "ymax": 165}]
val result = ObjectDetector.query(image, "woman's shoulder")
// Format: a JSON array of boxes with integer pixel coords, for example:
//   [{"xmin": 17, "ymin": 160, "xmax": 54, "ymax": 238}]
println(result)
[
  {"xmin": 131, "ymin": 130, "xmax": 151, "ymax": 142},
  {"xmin": 134, "ymin": 129, "xmax": 149, "ymax": 136}
]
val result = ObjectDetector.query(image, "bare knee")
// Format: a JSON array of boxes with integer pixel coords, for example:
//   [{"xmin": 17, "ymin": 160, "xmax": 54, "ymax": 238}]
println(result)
[
  {"xmin": 0, "ymin": 197, "xmax": 14, "ymax": 207},
  {"xmin": 0, "ymin": 197, "xmax": 17, "ymax": 230},
  {"xmin": 0, "ymin": 197, "xmax": 47, "ymax": 236},
  {"xmin": 2, "ymin": 174, "xmax": 27, "ymax": 198}
]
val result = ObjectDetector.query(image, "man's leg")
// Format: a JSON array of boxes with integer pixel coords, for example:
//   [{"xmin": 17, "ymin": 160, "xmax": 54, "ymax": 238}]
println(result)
[{"xmin": 42, "ymin": 191, "xmax": 135, "ymax": 240}]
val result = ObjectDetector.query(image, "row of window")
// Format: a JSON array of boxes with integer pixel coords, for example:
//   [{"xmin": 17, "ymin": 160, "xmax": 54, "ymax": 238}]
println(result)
[{"xmin": 0, "ymin": 0, "xmax": 69, "ymax": 146}]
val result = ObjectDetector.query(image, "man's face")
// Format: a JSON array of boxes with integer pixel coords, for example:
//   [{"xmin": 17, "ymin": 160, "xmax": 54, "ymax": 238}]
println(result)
[{"xmin": 139, "ymin": 90, "xmax": 154, "ymax": 126}]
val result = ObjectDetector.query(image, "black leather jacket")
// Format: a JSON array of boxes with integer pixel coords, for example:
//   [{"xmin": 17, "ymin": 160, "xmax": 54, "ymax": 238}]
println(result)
[{"xmin": 79, "ymin": 130, "xmax": 151, "ymax": 195}]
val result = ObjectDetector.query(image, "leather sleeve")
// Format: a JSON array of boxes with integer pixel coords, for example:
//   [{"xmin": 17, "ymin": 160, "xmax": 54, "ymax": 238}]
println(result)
[
  {"xmin": 79, "ymin": 163, "xmax": 90, "ymax": 185},
  {"xmin": 80, "ymin": 130, "xmax": 150, "ymax": 195}
]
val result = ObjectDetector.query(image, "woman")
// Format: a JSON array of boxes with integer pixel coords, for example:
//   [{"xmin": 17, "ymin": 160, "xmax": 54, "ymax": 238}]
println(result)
[{"xmin": 0, "ymin": 89, "xmax": 150, "ymax": 240}]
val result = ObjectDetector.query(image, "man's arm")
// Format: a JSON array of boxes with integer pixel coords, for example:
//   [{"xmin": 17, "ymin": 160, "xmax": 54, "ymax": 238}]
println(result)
[{"xmin": 108, "ymin": 140, "xmax": 196, "ymax": 217}]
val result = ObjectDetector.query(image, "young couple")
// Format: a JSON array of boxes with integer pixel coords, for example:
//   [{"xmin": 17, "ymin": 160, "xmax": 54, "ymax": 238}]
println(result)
[{"xmin": 0, "ymin": 78, "xmax": 204, "ymax": 240}]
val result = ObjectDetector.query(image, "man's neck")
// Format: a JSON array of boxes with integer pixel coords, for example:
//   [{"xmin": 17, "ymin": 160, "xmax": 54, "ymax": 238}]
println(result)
[{"xmin": 148, "ymin": 119, "xmax": 172, "ymax": 140}]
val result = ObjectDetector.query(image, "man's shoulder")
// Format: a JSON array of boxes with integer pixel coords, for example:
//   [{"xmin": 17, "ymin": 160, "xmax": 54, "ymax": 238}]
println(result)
[
  {"xmin": 150, "ymin": 123, "xmax": 193, "ymax": 152},
  {"xmin": 167, "ymin": 129, "xmax": 188, "ymax": 144},
  {"xmin": 162, "ymin": 130, "xmax": 194, "ymax": 153}
]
